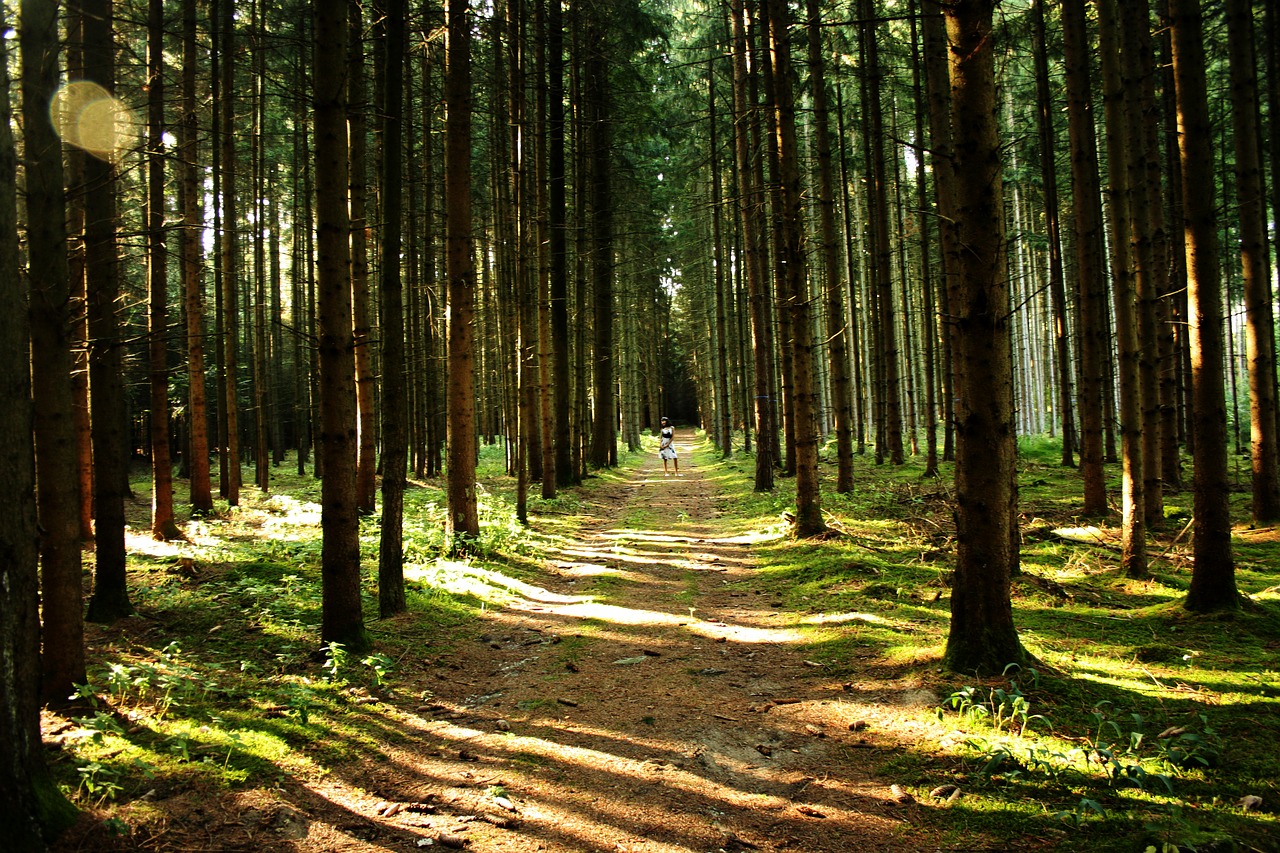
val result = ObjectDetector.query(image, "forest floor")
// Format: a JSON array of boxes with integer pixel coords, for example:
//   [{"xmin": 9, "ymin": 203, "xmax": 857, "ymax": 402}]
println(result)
[
  {"xmin": 43, "ymin": 429, "xmax": 1280, "ymax": 852},
  {"xmin": 48, "ymin": 430, "xmax": 948, "ymax": 852}
]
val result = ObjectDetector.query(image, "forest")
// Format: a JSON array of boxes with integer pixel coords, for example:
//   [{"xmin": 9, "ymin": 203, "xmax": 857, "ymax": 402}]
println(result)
[{"xmin": 1, "ymin": 0, "xmax": 1279, "ymax": 850}]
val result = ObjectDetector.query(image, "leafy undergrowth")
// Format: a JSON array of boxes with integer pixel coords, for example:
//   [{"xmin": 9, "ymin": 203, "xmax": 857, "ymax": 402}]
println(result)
[{"xmin": 47, "ymin": 434, "xmax": 1280, "ymax": 852}]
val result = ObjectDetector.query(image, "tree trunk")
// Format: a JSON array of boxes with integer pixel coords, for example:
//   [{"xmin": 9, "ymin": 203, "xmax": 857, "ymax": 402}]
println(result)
[
  {"xmin": 62, "ymin": 2, "xmax": 95, "ymax": 543},
  {"xmin": 350, "ymin": 1, "xmax": 377, "ymax": 517},
  {"xmin": 251, "ymin": 8, "xmax": 270, "ymax": 495},
  {"xmin": 83, "ymin": 0, "xmax": 133, "ymax": 624},
  {"xmin": 709, "ymin": 57, "xmax": 734, "ymax": 461},
  {"xmin": 315, "ymin": 0, "xmax": 369, "ymax": 650},
  {"xmin": 1226, "ymin": 0, "xmax": 1280, "ymax": 525},
  {"xmin": 765, "ymin": 0, "xmax": 823, "ymax": 536},
  {"xmin": 1169, "ymin": 0, "xmax": 1239, "ymax": 612},
  {"xmin": 21, "ymin": 0, "xmax": 87, "ymax": 704},
  {"xmin": 1032, "ymin": 0, "xmax": 1075, "ymax": 469},
  {"xmin": 1097, "ymin": 0, "xmax": 1148, "ymax": 577},
  {"xmin": 181, "ymin": 0, "xmax": 214, "ymax": 513},
  {"xmin": 377, "ymin": 0, "xmax": 407, "ymax": 617},
  {"xmin": 807, "ymin": 0, "xmax": 851, "ymax": 491},
  {"xmin": 535, "ymin": 0, "xmax": 557, "ymax": 497},
  {"xmin": 549, "ymin": 0, "xmax": 572, "ymax": 486},
  {"xmin": 219, "ymin": 0, "xmax": 241, "ymax": 507},
  {"xmin": 148, "ymin": 0, "xmax": 181, "ymax": 540},
  {"xmin": 1061, "ymin": 0, "xmax": 1108, "ymax": 517},
  {"xmin": 445, "ymin": 0, "xmax": 480, "ymax": 543},
  {"xmin": 1118, "ymin": 0, "xmax": 1165, "ymax": 530},
  {"xmin": 942, "ymin": 0, "xmax": 1026, "ymax": 675},
  {"xmin": 909, "ymin": 4, "xmax": 939, "ymax": 479},
  {"xmin": 921, "ymin": 3, "xmax": 956, "ymax": 467},
  {"xmin": 1, "ymin": 19, "xmax": 78, "ymax": 833},
  {"xmin": 730, "ymin": 0, "xmax": 774, "ymax": 492},
  {"xmin": 586, "ymin": 14, "xmax": 615, "ymax": 470},
  {"xmin": 862, "ymin": 0, "xmax": 903, "ymax": 466}
]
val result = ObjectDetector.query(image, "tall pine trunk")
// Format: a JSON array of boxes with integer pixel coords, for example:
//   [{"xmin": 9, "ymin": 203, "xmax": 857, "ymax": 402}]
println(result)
[
  {"xmin": 377, "ymin": 0, "xmax": 408, "ymax": 617},
  {"xmin": 350, "ymin": 1, "xmax": 377, "ymax": 517},
  {"xmin": 181, "ymin": 0, "xmax": 213, "ymax": 513},
  {"xmin": 83, "ymin": 0, "xmax": 133, "ymax": 623},
  {"xmin": 21, "ymin": 0, "xmax": 87, "ymax": 703},
  {"xmin": 1170, "ymin": 0, "xmax": 1239, "ymax": 612},
  {"xmin": 445, "ymin": 0, "xmax": 481, "ymax": 542},
  {"xmin": 942, "ymin": 0, "xmax": 1026, "ymax": 674},
  {"xmin": 1226, "ymin": 0, "xmax": 1280, "ymax": 525},
  {"xmin": 806, "ymin": 0, "xmax": 852, "ymax": 491},
  {"xmin": 219, "ymin": 0, "xmax": 241, "ymax": 506},
  {"xmin": 0, "ymin": 14, "xmax": 78, "ymax": 830},
  {"xmin": 1061, "ymin": 0, "xmax": 1108, "ymax": 516},
  {"xmin": 1097, "ymin": 0, "xmax": 1147, "ymax": 577},
  {"xmin": 315, "ymin": 0, "xmax": 369, "ymax": 650},
  {"xmin": 730, "ymin": 0, "xmax": 775, "ymax": 491},
  {"xmin": 148, "ymin": 0, "xmax": 181, "ymax": 540},
  {"xmin": 765, "ymin": 0, "xmax": 823, "ymax": 536}
]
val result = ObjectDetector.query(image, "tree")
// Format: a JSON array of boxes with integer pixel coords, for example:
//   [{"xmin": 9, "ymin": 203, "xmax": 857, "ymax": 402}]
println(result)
[
  {"xmin": 377, "ymin": 0, "xmax": 408, "ymax": 617},
  {"xmin": 0, "ymin": 11, "xmax": 79, "ymax": 841},
  {"xmin": 806, "ymin": 0, "xmax": 852, "ymax": 492},
  {"xmin": 147, "ymin": 0, "xmax": 181, "ymax": 540},
  {"xmin": 586, "ymin": 9, "xmax": 616, "ymax": 470},
  {"xmin": 445, "ymin": 0, "xmax": 480, "ymax": 543},
  {"xmin": 1169, "ymin": 0, "xmax": 1239, "ymax": 612},
  {"xmin": 219, "ymin": 0, "xmax": 241, "ymax": 507},
  {"xmin": 942, "ymin": 0, "xmax": 1027, "ymax": 674},
  {"xmin": 21, "ymin": 0, "xmax": 86, "ymax": 704},
  {"xmin": 1031, "ymin": 0, "xmax": 1075, "ymax": 469},
  {"xmin": 181, "ymin": 0, "xmax": 213, "ymax": 515},
  {"xmin": 548, "ymin": 0, "xmax": 573, "ymax": 486},
  {"xmin": 861, "ymin": 0, "xmax": 903, "ymax": 466},
  {"xmin": 83, "ymin": 0, "xmax": 133, "ymax": 623},
  {"xmin": 764, "ymin": 0, "xmax": 823, "ymax": 536},
  {"xmin": 315, "ymin": 0, "xmax": 369, "ymax": 650},
  {"xmin": 1225, "ymin": 0, "xmax": 1280, "ymax": 525},
  {"xmin": 1061, "ymin": 0, "xmax": 1108, "ymax": 517},
  {"xmin": 350, "ymin": 0, "xmax": 377, "ymax": 517},
  {"xmin": 729, "ymin": 0, "xmax": 775, "ymax": 492},
  {"xmin": 1097, "ymin": 0, "xmax": 1147, "ymax": 578}
]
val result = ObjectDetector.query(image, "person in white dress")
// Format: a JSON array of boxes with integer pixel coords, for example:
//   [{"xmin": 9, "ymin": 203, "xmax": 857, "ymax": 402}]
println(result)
[{"xmin": 659, "ymin": 417, "xmax": 679, "ymax": 476}]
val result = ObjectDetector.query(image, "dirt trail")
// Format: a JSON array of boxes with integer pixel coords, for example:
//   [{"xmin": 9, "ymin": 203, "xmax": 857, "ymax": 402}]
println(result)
[
  {"xmin": 316, "ymin": 430, "xmax": 938, "ymax": 853},
  {"xmin": 55, "ymin": 430, "xmax": 947, "ymax": 852}
]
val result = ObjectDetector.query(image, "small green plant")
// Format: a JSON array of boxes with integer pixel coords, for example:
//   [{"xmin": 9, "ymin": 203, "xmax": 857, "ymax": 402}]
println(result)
[
  {"xmin": 942, "ymin": 665, "xmax": 1044, "ymax": 737},
  {"xmin": 73, "ymin": 711, "xmax": 127, "ymax": 745},
  {"xmin": 76, "ymin": 760, "xmax": 124, "ymax": 803},
  {"xmin": 1055, "ymin": 797, "xmax": 1108, "ymax": 828},
  {"xmin": 361, "ymin": 653, "xmax": 395, "ymax": 687},
  {"xmin": 1153, "ymin": 715, "xmax": 1220, "ymax": 771},
  {"xmin": 322, "ymin": 641, "xmax": 351, "ymax": 682}
]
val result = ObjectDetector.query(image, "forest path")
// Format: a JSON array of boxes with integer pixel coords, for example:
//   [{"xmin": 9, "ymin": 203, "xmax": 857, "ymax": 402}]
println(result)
[{"xmin": 310, "ymin": 429, "xmax": 936, "ymax": 853}]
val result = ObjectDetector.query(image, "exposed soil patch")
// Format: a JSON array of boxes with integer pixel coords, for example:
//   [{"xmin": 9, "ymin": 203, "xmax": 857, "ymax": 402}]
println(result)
[{"xmin": 52, "ymin": 430, "xmax": 956, "ymax": 852}]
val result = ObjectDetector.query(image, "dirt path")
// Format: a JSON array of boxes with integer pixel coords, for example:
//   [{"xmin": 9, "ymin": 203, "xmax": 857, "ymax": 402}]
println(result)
[
  {"xmin": 299, "ymin": 430, "xmax": 938, "ymax": 853},
  {"xmin": 54, "ymin": 431, "xmax": 948, "ymax": 852}
]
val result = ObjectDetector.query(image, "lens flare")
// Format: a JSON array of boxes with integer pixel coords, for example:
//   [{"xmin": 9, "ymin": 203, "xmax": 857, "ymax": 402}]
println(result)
[{"xmin": 50, "ymin": 81, "xmax": 138, "ymax": 163}]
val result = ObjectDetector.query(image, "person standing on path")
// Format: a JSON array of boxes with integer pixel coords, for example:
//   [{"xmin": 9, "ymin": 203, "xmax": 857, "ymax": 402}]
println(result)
[{"xmin": 659, "ymin": 417, "xmax": 679, "ymax": 475}]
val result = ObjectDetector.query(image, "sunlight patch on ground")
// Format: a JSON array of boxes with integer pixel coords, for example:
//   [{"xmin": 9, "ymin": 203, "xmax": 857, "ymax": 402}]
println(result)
[
  {"xmin": 419, "ymin": 717, "xmax": 895, "ymax": 839},
  {"xmin": 406, "ymin": 560, "xmax": 592, "ymax": 606},
  {"xmin": 1052, "ymin": 525, "xmax": 1112, "ymax": 545},
  {"xmin": 505, "ymin": 599, "xmax": 805, "ymax": 643},
  {"xmin": 800, "ymin": 611, "xmax": 890, "ymax": 626}
]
